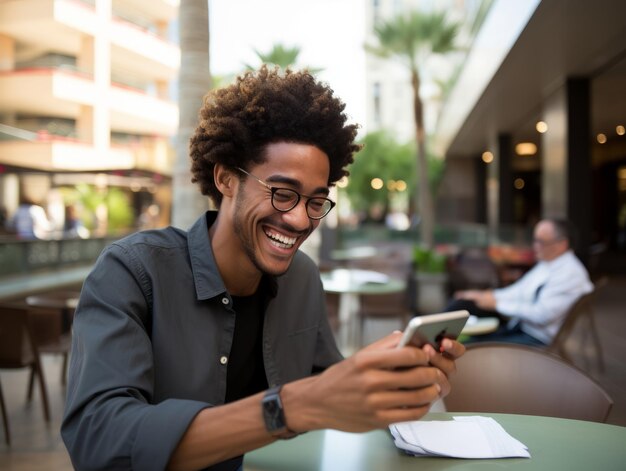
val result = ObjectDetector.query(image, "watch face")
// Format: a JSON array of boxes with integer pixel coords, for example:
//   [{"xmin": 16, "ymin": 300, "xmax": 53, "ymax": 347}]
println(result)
[
  {"xmin": 263, "ymin": 392, "xmax": 286, "ymax": 432},
  {"xmin": 263, "ymin": 387, "xmax": 299, "ymax": 439}
]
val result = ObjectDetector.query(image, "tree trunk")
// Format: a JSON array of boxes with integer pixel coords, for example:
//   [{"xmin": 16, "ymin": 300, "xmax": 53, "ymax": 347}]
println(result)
[
  {"xmin": 411, "ymin": 68, "xmax": 434, "ymax": 248},
  {"xmin": 172, "ymin": 0, "xmax": 212, "ymax": 229}
]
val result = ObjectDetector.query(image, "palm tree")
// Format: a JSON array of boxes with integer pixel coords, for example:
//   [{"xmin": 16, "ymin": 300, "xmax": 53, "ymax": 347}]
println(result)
[
  {"xmin": 245, "ymin": 43, "xmax": 322, "ymax": 74},
  {"xmin": 367, "ymin": 11, "xmax": 459, "ymax": 248},
  {"xmin": 245, "ymin": 43, "xmax": 301, "ymax": 70},
  {"xmin": 172, "ymin": 0, "xmax": 212, "ymax": 229}
]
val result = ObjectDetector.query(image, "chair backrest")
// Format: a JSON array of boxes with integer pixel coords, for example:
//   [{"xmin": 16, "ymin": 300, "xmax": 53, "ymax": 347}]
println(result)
[
  {"xmin": 444, "ymin": 343, "xmax": 613, "ymax": 423},
  {"xmin": 548, "ymin": 276, "xmax": 608, "ymax": 352},
  {"xmin": 324, "ymin": 292, "xmax": 340, "ymax": 332},
  {"xmin": 449, "ymin": 247, "xmax": 500, "ymax": 291},
  {"xmin": 0, "ymin": 305, "xmax": 36, "ymax": 368},
  {"xmin": 359, "ymin": 268, "xmax": 415, "ymax": 319}
]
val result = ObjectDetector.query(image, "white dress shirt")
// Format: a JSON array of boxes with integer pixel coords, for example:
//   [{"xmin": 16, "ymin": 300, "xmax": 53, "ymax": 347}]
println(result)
[{"xmin": 493, "ymin": 250, "xmax": 594, "ymax": 344}]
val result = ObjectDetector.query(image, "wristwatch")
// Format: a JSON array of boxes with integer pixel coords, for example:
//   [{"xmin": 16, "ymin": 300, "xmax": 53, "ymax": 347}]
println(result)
[{"xmin": 262, "ymin": 385, "xmax": 299, "ymax": 439}]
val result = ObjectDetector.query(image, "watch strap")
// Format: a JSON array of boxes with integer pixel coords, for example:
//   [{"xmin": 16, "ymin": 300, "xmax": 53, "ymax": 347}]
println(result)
[{"xmin": 262, "ymin": 385, "xmax": 299, "ymax": 439}]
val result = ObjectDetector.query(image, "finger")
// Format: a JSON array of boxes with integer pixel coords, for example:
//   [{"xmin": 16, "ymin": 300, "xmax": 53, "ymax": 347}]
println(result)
[
  {"xmin": 361, "ymin": 331, "xmax": 403, "ymax": 352},
  {"xmin": 353, "ymin": 346, "xmax": 430, "ymax": 371},
  {"xmin": 370, "ymin": 365, "xmax": 442, "ymax": 391},
  {"xmin": 421, "ymin": 343, "xmax": 437, "ymax": 357},
  {"xmin": 375, "ymin": 404, "xmax": 433, "ymax": 427},
  {"xmin": 427, "ymin": 350, "xmax": 457, "ymax": 377},
  {"xmin": 440, "ymin": 339, "xmax": 466, "ymax": 359},
  {"xmin": 366, "ymin": 384, "xmax": 441, "ymax": 410}
]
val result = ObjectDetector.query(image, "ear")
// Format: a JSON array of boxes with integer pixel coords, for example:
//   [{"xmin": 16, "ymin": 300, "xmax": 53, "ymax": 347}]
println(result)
[{"xmin": 214, "ymin": 164, "xmax": 238, "ymax": 198}]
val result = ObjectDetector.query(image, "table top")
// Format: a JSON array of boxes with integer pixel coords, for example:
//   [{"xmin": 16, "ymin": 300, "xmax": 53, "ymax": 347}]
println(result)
[
  {"xmin": 321, "ymin": 269, "xmax": 406, "ymax": 295},
  {"xmin": 244, "ymin": 412, "xmax": 626, "ymax": 471},
  {"xmin": 329, "ymin": 246, "xmax": 377, "ymax": 261},
  {"xmin": 25, "ymin": 290, "xmax": 80, "ymax": 310},
  {"xmin": 461, "ymin": 316, "xmax": 499, "ymax": 336}
]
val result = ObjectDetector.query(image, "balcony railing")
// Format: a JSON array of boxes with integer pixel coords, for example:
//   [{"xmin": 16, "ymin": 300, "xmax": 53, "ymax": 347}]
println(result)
[{"xmin": 0, "ymin": 235, "xmax": 123, "ymax": 279}]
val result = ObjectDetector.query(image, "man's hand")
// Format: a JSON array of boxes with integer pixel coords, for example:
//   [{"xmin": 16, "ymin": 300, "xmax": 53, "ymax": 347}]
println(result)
[
  {"xmin": 454, "ymin": 289, "xmax": 496, "ymax": 310},
  {"xmin": 282, "ymin": 332, "xmax": 465, "ymax": 434}
]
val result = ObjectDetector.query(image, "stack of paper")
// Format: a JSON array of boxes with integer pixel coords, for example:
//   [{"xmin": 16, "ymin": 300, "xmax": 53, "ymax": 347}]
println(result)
[{"xmin": 390, "ymin": 416, "xmax": 530, "ymax": 459}]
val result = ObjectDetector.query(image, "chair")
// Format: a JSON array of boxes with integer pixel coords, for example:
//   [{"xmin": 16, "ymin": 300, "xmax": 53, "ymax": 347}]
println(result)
[
  {"xmin": 547, "ymin": 277, "xmax": 608, "ymax": 372},
  {"xmin": 444, "ymin": 343, "xmax": 613, "ymax": 423},
  {"xmin": 324, "ymin": 291, "xmax": 341, "ymax": 333},
  {"xmin": 448, "ymin": 247, "xmax": 500, "ymax": 292},
  {"xmin": 0, "ymin": 304, "xmax": 54, "ymax": 445},
  {"xmin": 0, "ymin": 378, "xmax": 9, "ymax": 446},
  {"xmin": 25, "ymin": 295, "xmax": 75, "ymax": 386}
]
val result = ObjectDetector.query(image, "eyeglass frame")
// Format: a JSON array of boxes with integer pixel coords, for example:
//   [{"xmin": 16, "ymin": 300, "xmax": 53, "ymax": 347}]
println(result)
[
  {"xmin": 234, "ymin": 167, "xmax": 336, "ymax": 220},
  {"xmin": 532, "ymin": 237, "xmax": 565, "ymax": 247}
]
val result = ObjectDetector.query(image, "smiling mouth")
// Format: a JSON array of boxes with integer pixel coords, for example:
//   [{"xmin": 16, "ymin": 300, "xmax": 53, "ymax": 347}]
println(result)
[{"xmin": 264, "ymin": 228, "xmax": 297, "ymax": 249}]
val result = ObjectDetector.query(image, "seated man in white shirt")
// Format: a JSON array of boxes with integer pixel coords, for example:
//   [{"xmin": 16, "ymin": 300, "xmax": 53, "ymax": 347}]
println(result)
[{"xmin": 447, "ymin": 218, "xmax": 594, "ymax": 346}]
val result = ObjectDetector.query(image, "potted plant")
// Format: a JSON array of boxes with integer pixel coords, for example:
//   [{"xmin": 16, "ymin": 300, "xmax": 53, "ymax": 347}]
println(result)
[{"xmin": 413, "ymin": 245, "xmax": 449, "ymax": 314}]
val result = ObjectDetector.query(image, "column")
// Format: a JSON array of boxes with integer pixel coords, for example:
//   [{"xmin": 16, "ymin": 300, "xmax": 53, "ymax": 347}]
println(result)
[
  {"xmin": 566, "ymin": 78, "xmax": 592, "ymax": 262},
  {"xmin": 497, "ymin": 133, "xmax": 514, "ymax": 225}
]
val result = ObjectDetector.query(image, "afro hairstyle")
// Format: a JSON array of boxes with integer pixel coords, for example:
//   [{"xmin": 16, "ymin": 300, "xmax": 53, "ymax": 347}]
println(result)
[{"xmin": 189, "ymin": 65, "xmax": 361, "ymax": 206}]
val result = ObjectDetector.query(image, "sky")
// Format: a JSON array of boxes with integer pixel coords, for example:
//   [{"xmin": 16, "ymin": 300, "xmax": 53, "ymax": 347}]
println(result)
[{"xmin": 208, "ymin": 0, "xmax": 367, "ymax": 129}]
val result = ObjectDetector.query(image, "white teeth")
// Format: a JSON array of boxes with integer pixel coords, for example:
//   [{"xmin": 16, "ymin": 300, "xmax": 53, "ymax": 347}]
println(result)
[{"xmin": 265, "ymin": 229, "xmax": 296, "ymax": 248}]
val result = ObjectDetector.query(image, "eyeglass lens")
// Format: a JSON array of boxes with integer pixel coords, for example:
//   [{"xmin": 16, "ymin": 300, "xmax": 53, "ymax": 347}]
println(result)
[{"xmin": 271, "ymin": 188, "xmax": 332, "ymax": 219}]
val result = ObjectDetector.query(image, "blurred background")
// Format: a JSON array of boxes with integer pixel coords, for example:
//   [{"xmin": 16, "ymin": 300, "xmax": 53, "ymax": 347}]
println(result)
[
  {"xmin": 0, "ymin": 0, "xmax": 625, "ymax": 466},
  {"xmin": 1, "ymin": 0, "xmax": 624, "ymax": 284}
]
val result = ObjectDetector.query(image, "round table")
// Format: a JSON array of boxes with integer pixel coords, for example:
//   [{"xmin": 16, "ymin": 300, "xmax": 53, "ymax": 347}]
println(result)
[
  {"xmin": 321, "ymin": 269, "xmax": 406, "ymax": 353},
  {"xmin": 329, "ymin": 246, "xmax": 377, "ymax": 262},
  {"xmin": 244, "ymin": 412, "xmax": 626, "ymax": 470}
]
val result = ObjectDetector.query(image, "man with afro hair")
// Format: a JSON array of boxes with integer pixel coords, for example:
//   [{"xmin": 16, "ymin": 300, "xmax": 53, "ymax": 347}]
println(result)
[{"xmin": 62, "ymin": 66, "xmax": 465, "ymax": 471}]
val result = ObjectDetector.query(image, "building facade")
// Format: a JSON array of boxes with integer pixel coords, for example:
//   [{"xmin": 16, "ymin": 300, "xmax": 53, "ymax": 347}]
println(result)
[
  {"xmin": 0, "ymin": 0, "xmax": 179, "ymax": 233},
  {"xmin": 435, "ymin": 0, "xmax": 626, "ymax": 268}
]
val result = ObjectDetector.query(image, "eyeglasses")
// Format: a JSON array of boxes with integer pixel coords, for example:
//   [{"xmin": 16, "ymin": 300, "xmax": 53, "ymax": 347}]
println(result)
[
  {"xmin": 235, "ymin": 167, "xmax": 336, "ymax": 220},
  {"xmin": 533, "ymin": 237, "xmax": 564, "ymax": 247}
]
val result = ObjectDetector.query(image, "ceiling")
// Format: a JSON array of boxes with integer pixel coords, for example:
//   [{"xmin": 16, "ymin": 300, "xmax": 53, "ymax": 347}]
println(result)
[{"xmin": 446, "ymin": 0, "xmax": 626, "ymax": 158}]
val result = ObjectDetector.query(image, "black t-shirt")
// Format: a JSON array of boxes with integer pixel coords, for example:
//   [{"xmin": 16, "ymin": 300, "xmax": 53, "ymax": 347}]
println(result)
[{"xmin": 225, "ymin": 283, "xmax": 269, "ymax": 403}]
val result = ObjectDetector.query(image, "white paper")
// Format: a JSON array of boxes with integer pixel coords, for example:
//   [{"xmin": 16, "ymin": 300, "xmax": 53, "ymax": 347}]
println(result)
[{"xmin": 390, "ymin": 416, "xmax": 530, "ymax": 459}]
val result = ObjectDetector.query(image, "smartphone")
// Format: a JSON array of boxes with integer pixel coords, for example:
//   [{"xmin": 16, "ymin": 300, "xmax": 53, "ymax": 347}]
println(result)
[{"xmin": 397, "ymin": 310, "xmax": 469, "ymax": 350}]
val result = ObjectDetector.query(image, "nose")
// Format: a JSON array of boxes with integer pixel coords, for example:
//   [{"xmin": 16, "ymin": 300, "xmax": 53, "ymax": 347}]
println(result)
[{"xmin": 282, "ymin": 199, "xmax": 313, "ymax": 231}]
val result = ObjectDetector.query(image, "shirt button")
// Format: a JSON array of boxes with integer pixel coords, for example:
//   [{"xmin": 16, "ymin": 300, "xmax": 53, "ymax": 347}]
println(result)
[
  {"xmin": 221, "ymin": 297, "xmax": 229, "ymax": 305},
  {"xmin": 220, "ymin": 356, "xmax": 228, "ymax": 365}
]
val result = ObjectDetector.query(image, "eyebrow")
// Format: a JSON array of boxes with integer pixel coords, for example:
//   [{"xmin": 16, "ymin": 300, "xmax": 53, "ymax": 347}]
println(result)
[{"xmin": 265, "ymin": 174, "xmax": 330, "ymax": 196}]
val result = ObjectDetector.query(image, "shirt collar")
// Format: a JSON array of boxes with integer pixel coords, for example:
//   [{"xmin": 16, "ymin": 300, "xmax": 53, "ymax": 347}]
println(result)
[
  {"xmin": 187, "ymin": 211, "xmax": 277, "ymax": 300},
  {"xmin": 544, "ymin": 249, "xmax": 574, "ymax": 270}
]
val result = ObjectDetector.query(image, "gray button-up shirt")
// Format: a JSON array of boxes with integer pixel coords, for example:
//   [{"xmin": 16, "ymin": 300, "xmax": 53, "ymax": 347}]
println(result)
[{"xmin": 61, "ymin": 212, "xmax": 342, "ymax": 471}]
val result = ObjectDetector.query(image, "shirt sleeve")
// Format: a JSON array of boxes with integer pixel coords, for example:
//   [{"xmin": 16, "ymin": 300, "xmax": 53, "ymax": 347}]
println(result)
[
  {"xmin": 494, "ymin": 257, "xmax": 592, "ymax": 326},
  {"xmin": 61, "ymin": 243, "xmax": 210, "ymax": 471},
  {"xmin": 492, "ymin": 264, "xmax": 538, "ymax": 304}
]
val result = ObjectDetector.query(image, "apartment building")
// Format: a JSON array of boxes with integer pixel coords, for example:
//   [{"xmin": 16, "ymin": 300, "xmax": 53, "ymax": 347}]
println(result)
[
  {"xmin": 0, "ymin": 0, "xmax": 180, "ymax": 230},
  {"xmin": 364, "ymin": 0, "xmax": 483, "ymax": 143}
]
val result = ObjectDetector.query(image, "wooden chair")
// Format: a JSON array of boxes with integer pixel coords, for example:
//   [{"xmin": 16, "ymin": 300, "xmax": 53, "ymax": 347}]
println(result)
[
  {"xmin": 324, "ymin": 291, "xmax": 341, "ymax": 333},
  {"xmin": 0, "ymin": 378, "xmax": 9, "ymax": 446},
  {"xmin": 444, "ymin": 343, "xmax": 613, "ymax": 423},
  {"xmin": 0, "ymin": 304, "xmax": 54, "ymax": 445},
  {"xmin": 25, "ymin": 302, "xmax": 74, "ymax": 386},
  {"xmin": 547, "ymin": 276, "xmax": 608, "ymax": 372}
]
